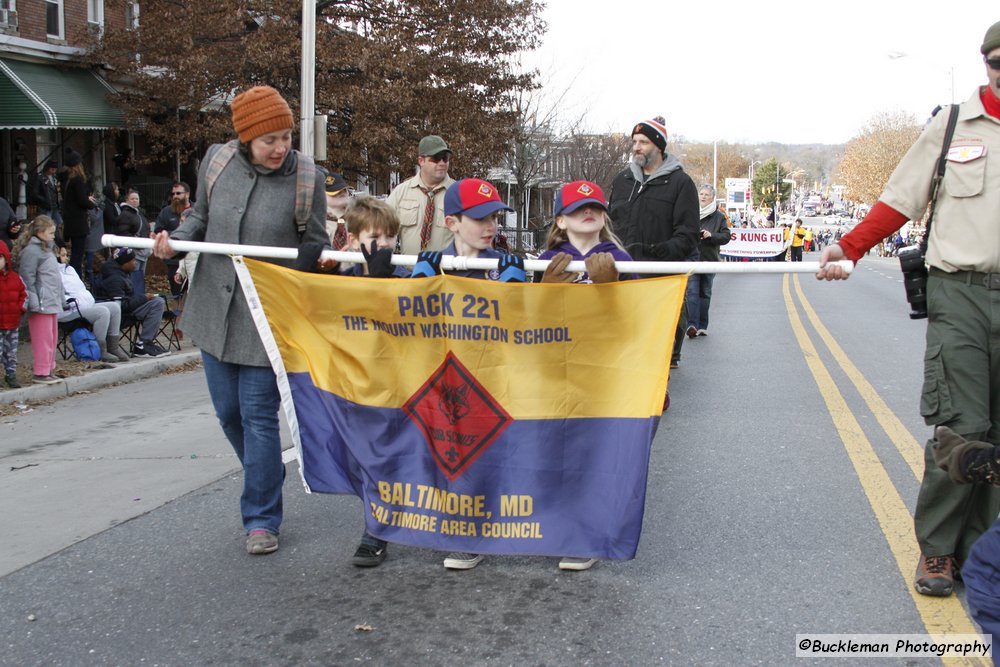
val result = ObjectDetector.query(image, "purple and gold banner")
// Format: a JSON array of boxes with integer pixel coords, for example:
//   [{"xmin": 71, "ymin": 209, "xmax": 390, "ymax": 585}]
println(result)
[{"xmin": 240, "ymin": 258, "xmax": 683, "ymax": 559}]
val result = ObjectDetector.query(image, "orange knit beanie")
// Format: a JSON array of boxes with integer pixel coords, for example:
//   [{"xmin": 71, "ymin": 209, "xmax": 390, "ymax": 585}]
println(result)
[{"xmin": 230, "ymin": 86, "xmax": 294, "ymax": 144}]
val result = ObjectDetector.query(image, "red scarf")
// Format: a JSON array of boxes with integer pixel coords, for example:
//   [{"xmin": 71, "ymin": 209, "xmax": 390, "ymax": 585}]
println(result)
[{"xmin": 981, "ymin": 85, "xmax": 1000, "ymax": 119}]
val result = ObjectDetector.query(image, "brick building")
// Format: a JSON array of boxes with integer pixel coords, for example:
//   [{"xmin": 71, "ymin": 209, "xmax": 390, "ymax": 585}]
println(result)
[{"xmin": 0, "ymin": 0, "xmax": 144, "ymax": 218}]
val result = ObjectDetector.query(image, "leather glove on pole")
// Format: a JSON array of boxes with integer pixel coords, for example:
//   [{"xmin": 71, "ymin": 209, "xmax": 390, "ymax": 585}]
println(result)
[
  {"xmin": 294, "ymin": 241, "xmax": 326, "ymax": 273},
  {"xmin": 361, "ymin": 240, "xmax": 395, "ymax": 278},
  {"xmin": 410, "ymin": 251, "xmax": 443, "ymax": 278},
  {"xmin": 932, "ymin": 425, "xmax": 996, "ymax": 484},
  {"xmin": 540, "ymin": 252, "xmax": 577, "ymax": 283},
  {"xmin": 498, "ymin": 254, "xmax": 525, "ymax": 283},
  {"xmin": 585, "ymin": 252, "xmax": 619, "ymax": 284}
]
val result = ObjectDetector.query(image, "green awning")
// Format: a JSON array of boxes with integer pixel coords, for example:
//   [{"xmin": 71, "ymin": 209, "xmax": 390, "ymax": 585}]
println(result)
[{"xmin": 0, "ymin": 58, "xmax": 125, "ymax": 130}]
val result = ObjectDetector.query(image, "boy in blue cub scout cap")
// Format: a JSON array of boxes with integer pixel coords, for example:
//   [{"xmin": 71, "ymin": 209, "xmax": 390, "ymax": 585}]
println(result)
[
  {"xmin": 406, "ymin": 178, "xmax": 524, "ymax": 570},
  {"xmin": 410, "ymin": 178, "xmax": 522, "ymax": 283}
]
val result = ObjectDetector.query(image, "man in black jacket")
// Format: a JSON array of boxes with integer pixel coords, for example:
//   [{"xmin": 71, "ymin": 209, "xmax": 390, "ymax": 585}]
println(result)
[
  {"xmin": 608, "ymin": 118, "xmax": 699, "ymax": 370},
  {"xmin": 29, "ymin": 160, "xmax": 61, "ymax": 224},
  {"xmin": 608, "ymin": 118, "xmax": 699, "ymax": 262},
  {"xmin": 98, "ymin": 248, "xmax": 169, "ymax": 358}
]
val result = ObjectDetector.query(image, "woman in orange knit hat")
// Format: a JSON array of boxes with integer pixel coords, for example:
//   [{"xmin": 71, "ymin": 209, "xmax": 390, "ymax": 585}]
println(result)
[{"xmin": 153, "ymin": 85, "xmax": 331, "ymax": 556}]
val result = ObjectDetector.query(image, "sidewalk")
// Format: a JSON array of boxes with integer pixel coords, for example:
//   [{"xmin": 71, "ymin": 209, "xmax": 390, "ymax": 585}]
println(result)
[{"xmin": 1, "ymin": 331, "xmax": 202, "ymax": 408}]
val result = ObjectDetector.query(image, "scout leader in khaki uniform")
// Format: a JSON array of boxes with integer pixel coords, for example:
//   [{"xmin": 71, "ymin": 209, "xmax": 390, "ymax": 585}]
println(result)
[
  {"xmin": 817, "ymin": 19, "xmax": 1000, "ymax": 599},
  {"xmin": 385, "ymin": 135, "xmax": 456, "ymax": 254}
]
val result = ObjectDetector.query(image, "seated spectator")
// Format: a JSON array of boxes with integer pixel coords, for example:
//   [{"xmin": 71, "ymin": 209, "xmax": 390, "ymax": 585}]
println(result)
[
  {"xmin": 98, "ymin": 248, "xmax": 170, "ymax": 358},
  {"xmin": 56, "ymin": 246, "xmax": 129, "ymax": 363}
]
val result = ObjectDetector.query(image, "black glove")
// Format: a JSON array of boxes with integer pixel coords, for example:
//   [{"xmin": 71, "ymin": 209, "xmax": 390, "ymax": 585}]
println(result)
[
  {"xmin": 294, "ymin": 241, "xmax": 325, "ymax": 273},
  {"xmin": 411, "ymin": 251, "xmax": 443, "ymax": 278},
  {"xmin": 498, "ymin": 254, "xmax": 525, "ymax": 283},
  {"xmin": 645, "ymin": 242, "xmax": 665, "ymax": 259},
  {"xmin": 361, "ymin": 240, "xmax": 395, "ymax": 278},
  {"xmin": 932, "ymin": 425, "xmax": 995, "ymax": 484}
]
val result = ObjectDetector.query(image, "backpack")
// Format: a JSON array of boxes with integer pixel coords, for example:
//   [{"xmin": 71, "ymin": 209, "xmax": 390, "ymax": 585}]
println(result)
[
  {"xmin": 69, "ymin": 326, "xmax": 101, "ymax": 361},
  {"xmin": 202, "ymin": 140, "xmax": 317, "ymax": 237}
]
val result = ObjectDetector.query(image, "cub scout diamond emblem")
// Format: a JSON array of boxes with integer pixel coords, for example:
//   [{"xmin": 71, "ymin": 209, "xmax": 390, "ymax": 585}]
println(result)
[
  {"xmin": 477, "ymin": 183, "xmax": 493, "ymax": 198},
  {"xmin": 947, "ymin": 145, "xmax": 986, "ymax": 163},
  {"xmin": 404, "ymin": 352, "xmax": 511, "ymax": 480},
  {"xmin": 577, "ymin": 183, "xmax": 594, "ymax": 196}
]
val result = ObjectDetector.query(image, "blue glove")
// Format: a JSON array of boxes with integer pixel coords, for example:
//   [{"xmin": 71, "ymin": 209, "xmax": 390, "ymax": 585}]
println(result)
[
  {"xmin": 498, "ymin": 254, "xmax": 525, "ymax": 283},
  {"xmin": 411, "ymin": 251, "xmax": 443, "ymax": 278}
]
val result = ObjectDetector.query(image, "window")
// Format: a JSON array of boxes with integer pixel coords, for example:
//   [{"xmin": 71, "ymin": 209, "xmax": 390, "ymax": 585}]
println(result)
[
  {"xmin": 0, "ymin": 1, "xmax": 16, "ymax": 28},
  {"xmin": 125, "ymin": 1, "xmax": 139, "ymax": 29},
  {"xmin": 36, "ymin": 129, "xmax": 59, "ymax": 171},
  {"xmin": 45, "ymin": 0, "xmax": 63, "ymax": 38},
  {"xmin": 87, "ymin": 0, "xmax": 103, "ymax": 26}
]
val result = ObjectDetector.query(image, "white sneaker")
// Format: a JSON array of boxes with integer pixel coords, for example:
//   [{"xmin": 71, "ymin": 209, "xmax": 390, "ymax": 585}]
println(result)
[
  {"xmin": 559, "ymin": 557, "xmax": 598, "ymax": 571},
  {"xmin": 443, "ymin": 552, "xmax": 484, "ymax": 570}
]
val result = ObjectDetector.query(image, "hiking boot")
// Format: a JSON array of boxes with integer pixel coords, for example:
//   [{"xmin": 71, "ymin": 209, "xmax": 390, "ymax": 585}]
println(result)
[
  {"xmin": 31, "ymin": 374, "xmax": 63, "ymax": 385},
  {"xmin": 914, "ymin": 554, "xmax": 956, "ymax": 596},
  {"xmin": 351, "ymin": 541, "xmax": 387, "ymax": 567},
  {"xmin": 4, "ymin": 374, "xmax": 20, "ymax": 389},
  {"xmin": 686, "ymin": 325, "xmax": 698, "ymax": 339},
  {"xmin": 246, "ymin": 529, "xmax": 278, "ymax": 555},
  {"xmin": 559, "ymin": 557, "xmax": 598, "ymax": 571},
  {"xmin": 443, "ymin": 552, "xmax": 483, "ymax": 570}
]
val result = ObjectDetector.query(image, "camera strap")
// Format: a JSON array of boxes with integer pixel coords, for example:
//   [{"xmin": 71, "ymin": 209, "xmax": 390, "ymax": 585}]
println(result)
[{"xmin": 924, "ymin": 104, "xmax": 960, "ymax": 250}]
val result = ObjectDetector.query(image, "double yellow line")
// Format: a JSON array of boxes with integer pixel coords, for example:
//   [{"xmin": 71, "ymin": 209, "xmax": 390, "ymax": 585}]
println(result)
[{"xmin": 782, "ymin": 274, "xmax": 988, "ymax": 665}]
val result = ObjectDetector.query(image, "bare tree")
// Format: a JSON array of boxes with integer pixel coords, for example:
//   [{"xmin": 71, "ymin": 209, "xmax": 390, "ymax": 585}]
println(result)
[{"xmin": 563, "ymin": 130, "xmax": 631, "ymax": 194}]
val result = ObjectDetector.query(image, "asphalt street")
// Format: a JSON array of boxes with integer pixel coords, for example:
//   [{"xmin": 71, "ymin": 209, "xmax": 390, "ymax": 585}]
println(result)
[{"xmin": 0, "ymin": 253, "xmax": 987, "ymax": 666}]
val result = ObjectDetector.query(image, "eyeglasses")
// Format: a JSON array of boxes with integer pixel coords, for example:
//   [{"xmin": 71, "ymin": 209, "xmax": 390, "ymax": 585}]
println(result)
[
  {"xmin": 171, "ymin": 191, "xmax": 186, "ymax": 196},
  {"xmin": 986, "ymin": 57, "xmax": 1000, "ymax": 70},
  {"xmin": 422, "ymin": 153, "xmax": 451, "ymax": 164}
]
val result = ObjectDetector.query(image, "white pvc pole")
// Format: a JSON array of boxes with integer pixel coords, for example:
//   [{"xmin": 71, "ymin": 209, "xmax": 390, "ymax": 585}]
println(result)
[{"xmin": 102, "ymin": 235, "xmax": 852, "ymax": 275}]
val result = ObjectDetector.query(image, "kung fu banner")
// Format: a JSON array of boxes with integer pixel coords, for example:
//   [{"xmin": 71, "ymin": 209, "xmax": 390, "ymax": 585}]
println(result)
[{"xmin": 236, "ymin": 257, "xmax": 684, "ymax": 560}]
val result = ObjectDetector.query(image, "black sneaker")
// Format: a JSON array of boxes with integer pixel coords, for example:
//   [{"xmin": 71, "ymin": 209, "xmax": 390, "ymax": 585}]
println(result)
[
  {"xmin": 351, "ymin": 541, "xmax": 387, "ymax": 567},
  {"xmin": 4, "ymin": 374, "xmax": 20, "ymax": 389},
  {"xmin": 143, "ymin": 341, "xmax": 171, "ymax": 358},
  {"xmin": 134, "ymin": 340, "xmax": 169, "ymax": 358}
]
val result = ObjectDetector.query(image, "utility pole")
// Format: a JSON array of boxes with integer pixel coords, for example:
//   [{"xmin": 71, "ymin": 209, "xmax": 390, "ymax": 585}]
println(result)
[{"xmin": 300, "ymin": 0, "xmax": 316, "ymax": 157}]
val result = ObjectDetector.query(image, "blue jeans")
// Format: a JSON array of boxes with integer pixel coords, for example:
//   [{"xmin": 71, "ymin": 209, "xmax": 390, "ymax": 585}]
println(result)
[
  {"xmin": 131, "ymin": 258, "xmax": 147, "ymax": 296},
  {"xmin": 685, "ymin": 273, "xmax": 716, "ymax": 331},
  {"xmin": 963, "ymin": 519, "xmax": 1000, "ymax": 666},
  {"xmin": 202, "ymin": 351, "xmax": 284, "ymax": 534}
]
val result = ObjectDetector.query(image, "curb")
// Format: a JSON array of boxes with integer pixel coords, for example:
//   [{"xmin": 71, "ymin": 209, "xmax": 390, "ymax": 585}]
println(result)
[{"xmin": 2, "ymin": 350, "xmax": 203, "ymax": 405}]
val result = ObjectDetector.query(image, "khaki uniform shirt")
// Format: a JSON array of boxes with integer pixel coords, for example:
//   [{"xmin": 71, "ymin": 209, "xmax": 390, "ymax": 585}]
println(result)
[
  {"xmin": 881, "ymin": 88, "xmax": 1000, "ymax": 273},
  {"xmin": 386, "ymin": 173, "xmax": 456, "ymax": 254}
]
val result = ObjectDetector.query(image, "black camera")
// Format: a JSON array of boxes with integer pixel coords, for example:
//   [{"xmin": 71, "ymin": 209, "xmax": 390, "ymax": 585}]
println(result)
[{"xmin": 898, "ymin": 244, "xmax": 928, "ymax": 319}]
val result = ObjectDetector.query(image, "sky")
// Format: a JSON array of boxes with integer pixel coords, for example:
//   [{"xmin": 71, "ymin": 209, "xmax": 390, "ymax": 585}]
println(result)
[{"xmin": 522, "ymin": 0, "xmax": 998, "ymax": 145}]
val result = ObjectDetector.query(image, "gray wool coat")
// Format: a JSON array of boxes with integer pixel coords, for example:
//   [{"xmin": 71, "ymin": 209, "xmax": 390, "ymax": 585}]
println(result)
[
  {"xmin": 170, "ymin": 144, "xmax": 329, "ymax": 367},
  {"xmin": 18, "ymin": 236, "xmax": 64, "ymax": 315}
]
